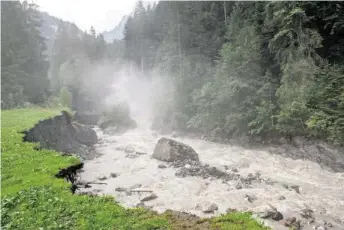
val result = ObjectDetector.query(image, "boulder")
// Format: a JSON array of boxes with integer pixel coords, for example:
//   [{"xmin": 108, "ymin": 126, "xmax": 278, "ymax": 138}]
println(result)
[
  {"xmin": 152, "ymin": 138, "xmax": 199, "ymax": 162},
  {"xmin": 22, "ymin": 111, "xmax": 98, "ymax": 160},
  {"xmin": 73, "ymin": 122, "xmax": 98, "ymax": 145},
  {"xmin": 259, "ymin": 206, "xmax": 284, "ymax": 221}
]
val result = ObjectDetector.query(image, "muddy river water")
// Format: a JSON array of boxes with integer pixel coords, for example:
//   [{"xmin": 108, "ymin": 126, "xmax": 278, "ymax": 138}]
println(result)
[{"xmin": 78, "ymin": 125, "xmax": 344, "ymax": 230}]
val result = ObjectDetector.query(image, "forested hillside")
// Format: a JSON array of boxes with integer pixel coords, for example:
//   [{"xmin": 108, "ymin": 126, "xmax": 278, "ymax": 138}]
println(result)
[
  {"xmin": 1, "ymin": 1, "xmax": 50, "ymax": 107},
  {"xmin": 1, "ymin": 1, "xmax": 117, "ymax": 111},
  {"xmin": 123, "ymin": 1, "xmax": 344, "ymax": 145},
  {"xmin": 1, "ymin": 1, "xmax": 344, "ymax": 146},
  {"xmin": 103, "ymin": 15, "xmax": 129, "ymax": 43}
]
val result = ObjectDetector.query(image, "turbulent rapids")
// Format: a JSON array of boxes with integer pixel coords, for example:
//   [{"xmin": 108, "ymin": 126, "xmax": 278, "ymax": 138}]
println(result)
[
  {"xmin": 74, "ymin": 72, "xmax": 344, "ymax": 230},
  {"xmin": 77, "ymin": 125, "xmax": 344, "ymax": 230}
]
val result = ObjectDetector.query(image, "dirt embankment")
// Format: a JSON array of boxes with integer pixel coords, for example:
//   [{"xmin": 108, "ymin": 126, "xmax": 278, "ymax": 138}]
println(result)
[{"xmin": 22, "ymin": 110, "xmax": 99, "ymax": 160}]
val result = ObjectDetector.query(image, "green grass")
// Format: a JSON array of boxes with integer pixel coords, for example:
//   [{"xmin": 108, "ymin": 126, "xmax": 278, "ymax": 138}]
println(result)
[{"xmin": 1, "ymin": 108, "xmax": 269, "ymax": 230}]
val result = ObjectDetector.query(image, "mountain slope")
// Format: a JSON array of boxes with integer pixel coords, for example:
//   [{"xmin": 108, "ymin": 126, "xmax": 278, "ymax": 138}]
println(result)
[
  {"xmin": 102, "ymin": 15, "xmax": 129, "ymax": 43},
  {"xmin": 39, "ymin": 12, "xmax": 84, "ymax": 58}
]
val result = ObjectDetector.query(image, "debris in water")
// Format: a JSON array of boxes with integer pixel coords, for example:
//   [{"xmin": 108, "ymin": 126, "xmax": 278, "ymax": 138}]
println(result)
[
  {"xmin": 124, "ymin": 145, "xmax": 135, "ymax": 153},
  {"xmin": 300, "ymin": 208, "xmax": 313, "ymax": 219},
  {"xmin": 290, "ymin": 185, "xmax": 300, "ymax": 194},
  {"xmin": 282, "ymin": 184, "xmax": 289, "ymax": 189},
  {"xmin": 110, "ymin": 173, "xmax": 118, "ymax": 178},
  {"xmin": 231, "ymin": 168, "xmax": 239, "ymax": 173},
  {"xmin": 226, "ymin": 208, "xmax": 237, "ymax": 214},
  {"xmin": 244, "ymin": 194, "xmax": 256, "ymax": 203},
  {"xmin": 98, "ymin": 176, "xmax": 107, "ymax": 181},
  {"xmin": 283, "ymin": 217, "xmax": 301, "ymax": 229},
  {"xmin": 115, "ymin": 187, "xmax": 127, "ymax": 192},
  {"xmin": 278, "ymin": 195, "xmax": 286, "ymax": 200},
  {"xmin": 125, "ymin": 153, "xmax": 139, "ymax": 159},
  {"xmin": 141, "ymin": 193, "xmax": 158, "ymax": 202},
  {"xmin": 236, "ymin": 182, "xmax": 242, "ymax": 189},
  {"xmin": 158, "ymin": 164, "xmax": 167, "ymax": 169},
  {"xmin": 259, "ymin": 205, "xmax": 283, "ymax": 221},
  {"xmin": 203, "ymin": 203, "xmax": 218, "ymax": 214},
  {"xmin": 129, "ymin": 184, "xmax": 142, "ymax": 190}
]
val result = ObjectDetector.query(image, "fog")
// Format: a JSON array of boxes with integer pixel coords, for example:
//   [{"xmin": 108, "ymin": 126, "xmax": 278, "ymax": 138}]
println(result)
[
  {"xmin": 72, "ymin": 60, "xmax": 344, "ymax": 230},
  {"xmin": 3, "ymin": 1, "xmax": 344, "ymax": 229},
  {"xmin": 78, "ymin": 59, "xmax": 176, "ymax": 131}
]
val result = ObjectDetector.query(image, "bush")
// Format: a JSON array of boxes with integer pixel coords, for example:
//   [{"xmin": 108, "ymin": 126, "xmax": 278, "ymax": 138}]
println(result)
[
  {"xmin": 59, "ymin": 87, "xmax": 72, "ymax": 109},
  {"xmin": 99, "ymin": 102, "xmax": 137, "ymax": 131},
  {"xmin": 45, "ymin": 96, "xmax": 62, "ymax": 108}
]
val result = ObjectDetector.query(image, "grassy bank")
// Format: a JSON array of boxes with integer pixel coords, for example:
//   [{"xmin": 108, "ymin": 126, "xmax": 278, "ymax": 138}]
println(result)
[{"xmin": 1, "ymin": 108, "xmax": 269, "ymax": 229}]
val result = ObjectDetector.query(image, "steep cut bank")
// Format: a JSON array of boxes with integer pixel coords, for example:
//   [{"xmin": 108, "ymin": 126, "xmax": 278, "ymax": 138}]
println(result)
[{"xmin": 22, "ymin": 111, "xmax": 99, "ymax": 160}]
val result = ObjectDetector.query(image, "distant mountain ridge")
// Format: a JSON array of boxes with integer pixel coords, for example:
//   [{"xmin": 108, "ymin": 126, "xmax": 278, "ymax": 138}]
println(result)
[
  {"xmin": 102, "ymin": 15, "xmax": 129, "ymax": 43},
  {"xmin": 39, "ymin": 11, "xmax": 84, "ymax": 58}
]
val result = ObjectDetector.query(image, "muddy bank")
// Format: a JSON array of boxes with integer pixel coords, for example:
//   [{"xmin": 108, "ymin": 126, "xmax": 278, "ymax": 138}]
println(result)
[{"xmin": 21, "ymin": 111, "xmax": 99, "ymax": 160}]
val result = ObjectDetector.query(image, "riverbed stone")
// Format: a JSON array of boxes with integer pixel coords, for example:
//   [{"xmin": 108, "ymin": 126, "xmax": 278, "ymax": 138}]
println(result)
[
  {"xmin": 153, "ymin": 138, "xmax": 199, "ymax": 162},
  {"xmin": 98, "ymin": 176, "xmax": 107, "ymax": 181},
  {"xmin": 115, "ymin": 187, "xmax": 127, "ymax": 192},
  {"xmin": 158, "ymin": 164, "xmax": 167, "ymax": 169},
  {"xmin": 110, "ymin": 173, "xmax": 118, "ymax": 178},
  {"xmin": 278, "ymin": 195, "xmax": 286, "ymax": 200},
  {"xmin": 290, "ymin": 185, "xmax": 300, "ymax": 194},
  {"xmin": 203, "ymin": 203, "xmax": 218, "ymax": 214},
  {"xmin": 124, "ymin": 145, "xmax": 135, "ymax": 153},
  {"xmin": 226, "ymin": 208, "xmax": 237, "ymax": 214}
]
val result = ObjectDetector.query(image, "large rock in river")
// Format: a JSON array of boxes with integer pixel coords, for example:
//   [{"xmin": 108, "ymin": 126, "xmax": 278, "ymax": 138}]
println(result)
[
  {"xmin": 73, "ymin": 122, "xmax": 98, "ymax": 145},
  {"xmin": 22, "ymin": 111, "xmax": 98, "ymax": 160},
  {"xmin": 153, "ymin": 138, "xmax": 199, "ymax": 162}
]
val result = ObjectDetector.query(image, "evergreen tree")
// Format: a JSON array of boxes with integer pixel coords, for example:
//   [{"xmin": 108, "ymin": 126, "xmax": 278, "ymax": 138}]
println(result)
[{"xmin": 1, "ymin": 1, "xmax": 49, "ymax": 108}]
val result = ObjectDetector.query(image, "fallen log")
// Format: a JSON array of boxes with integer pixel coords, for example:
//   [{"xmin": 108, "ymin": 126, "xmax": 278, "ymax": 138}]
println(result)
[{"xmin": 129, "ymin": 189, "xmax": 153, "ymax": 193}]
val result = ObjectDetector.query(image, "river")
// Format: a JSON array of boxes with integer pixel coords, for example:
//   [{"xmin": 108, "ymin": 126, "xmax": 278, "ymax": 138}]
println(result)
[{"xmin": 78, "ymin": 125, "xmax": 344, "ymax": 230}]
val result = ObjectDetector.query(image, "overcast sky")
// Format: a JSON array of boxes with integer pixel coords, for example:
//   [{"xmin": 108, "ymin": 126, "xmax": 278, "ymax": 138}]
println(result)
[{"xmin": 33, "ymin": 0, "xmax": 139, "ymax": 32}]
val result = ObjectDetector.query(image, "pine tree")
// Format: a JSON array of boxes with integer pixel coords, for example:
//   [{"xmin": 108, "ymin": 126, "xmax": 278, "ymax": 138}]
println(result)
[{"xmin": 1, "ymin": 1, "xmax": 49, "ymax": 108}]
